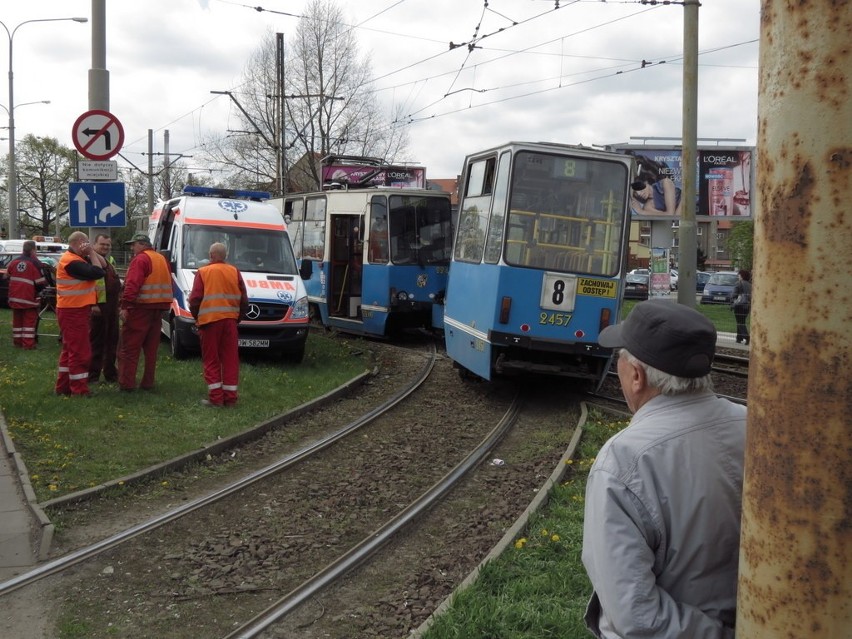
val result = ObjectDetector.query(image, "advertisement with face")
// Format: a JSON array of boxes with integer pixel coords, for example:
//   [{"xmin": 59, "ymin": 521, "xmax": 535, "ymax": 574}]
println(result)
[
  {"xmin": 618, "ymin": 147, "xmax": 753, "ymax": 219},
  {"xmin": 322, "ymin": 164, "xmax": 426, "ymax": 189},
  {"xmin": 699, "ymin": 150, "xmax": 752, "ymax": 217}
]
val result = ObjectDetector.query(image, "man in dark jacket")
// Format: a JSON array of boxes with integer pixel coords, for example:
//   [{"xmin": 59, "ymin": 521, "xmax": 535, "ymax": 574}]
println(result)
[{"xmin": 89, "ymin": 233, "xmax": 122, "ymax": 383}]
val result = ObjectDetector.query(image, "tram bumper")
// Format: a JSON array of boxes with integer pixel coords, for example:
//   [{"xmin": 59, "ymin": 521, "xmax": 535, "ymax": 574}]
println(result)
[{"xmin": 490, "ymin": 330, "xmax": 613, "ymax": 381}]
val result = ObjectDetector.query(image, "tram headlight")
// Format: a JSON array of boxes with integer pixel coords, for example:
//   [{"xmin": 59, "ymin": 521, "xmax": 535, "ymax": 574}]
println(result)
[{"xmin": 397, "ymin": 290, "xmax": 410, "ymax": 301}]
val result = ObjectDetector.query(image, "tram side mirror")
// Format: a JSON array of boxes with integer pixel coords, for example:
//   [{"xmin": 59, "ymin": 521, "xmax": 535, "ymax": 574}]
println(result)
[{"xmin": 299, "ymin": 260, "xmax": 313, "ymax": 280}]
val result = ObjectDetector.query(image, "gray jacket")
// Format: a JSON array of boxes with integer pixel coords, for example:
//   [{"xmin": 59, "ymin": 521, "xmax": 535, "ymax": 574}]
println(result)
[{"xmin": 582, "ymin": 392, "xmax": 746, "ymax": 638}]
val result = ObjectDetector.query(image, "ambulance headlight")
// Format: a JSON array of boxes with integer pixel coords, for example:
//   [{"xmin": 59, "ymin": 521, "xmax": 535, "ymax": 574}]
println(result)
[{"xmin": 291, "ymin": 296, "xmax": 309, "ymax": 320}]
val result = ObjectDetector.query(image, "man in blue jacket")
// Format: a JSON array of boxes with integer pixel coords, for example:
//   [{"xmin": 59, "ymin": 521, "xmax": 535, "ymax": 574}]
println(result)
[{"xmin": 582, "ymin": 300, "xmax": 746, "ymax": 638}]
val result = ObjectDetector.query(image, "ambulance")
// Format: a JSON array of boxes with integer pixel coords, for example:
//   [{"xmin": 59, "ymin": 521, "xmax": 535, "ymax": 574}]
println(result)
[{"xmin": 147, "ymin": 186, "xmax": 310, "ymax": 361}]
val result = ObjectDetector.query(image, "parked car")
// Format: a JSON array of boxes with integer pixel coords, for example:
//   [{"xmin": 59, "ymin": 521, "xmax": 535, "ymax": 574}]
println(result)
[
  {"xmin": 628, "ymin": 268, "xmax": 650, "ymax": 276},
  {"xmin": 0, "ymin": 252, "xmax": 59, "ymax": 308},
  {"xmin": 700, "ymin": 270, "xmax": 739, "ymax": 304},
  {"xmin": 695, "ymin": 271, "xmax": 711, "ymax": 292},
  {"xmin": 670, "ymin": 269, "xmax": 679, "ymax": 291},
  {"xmin": 623, "ymin": 272, "xmax": 650, "ymax": 300}
]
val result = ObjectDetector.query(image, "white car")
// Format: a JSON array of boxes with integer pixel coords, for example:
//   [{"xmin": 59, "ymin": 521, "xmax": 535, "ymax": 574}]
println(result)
[{"xmin": 670, "ymin": 269, "xmax": 679, "ymax": 290}]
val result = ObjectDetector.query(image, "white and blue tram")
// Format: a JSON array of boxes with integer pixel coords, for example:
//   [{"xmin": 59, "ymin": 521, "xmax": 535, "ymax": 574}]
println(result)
[
  {"xmin": 443, "ymin": 142, "xmax": 633, "ymax": 384},
  {"xmin": 283, "ymin": 187, "xmax": 453, "ymax": 337}
]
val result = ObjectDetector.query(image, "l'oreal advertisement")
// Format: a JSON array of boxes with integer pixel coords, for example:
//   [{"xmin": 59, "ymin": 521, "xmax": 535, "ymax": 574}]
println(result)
[
  {"xmin": 321, "ymin": 164, "xmax": 426, "ymax": 188},
  {"xmin": 617, "ymin": 147, "xmax": 752, "ymax": 219}
]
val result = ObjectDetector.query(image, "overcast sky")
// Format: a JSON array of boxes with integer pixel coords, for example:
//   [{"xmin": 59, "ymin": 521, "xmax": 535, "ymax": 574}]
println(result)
[{"xmin": 2, "ymin": 0, "xmax": 760, "ymax": 181}]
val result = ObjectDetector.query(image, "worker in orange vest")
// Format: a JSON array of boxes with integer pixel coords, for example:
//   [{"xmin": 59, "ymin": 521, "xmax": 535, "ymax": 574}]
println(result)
[
  {"xmin": 118, "ymin": 233, "xmax": 173, "ymax": 391},
  {"xmin": 55, "ymin": 232, "xmax": 107, "ymax": 396},
  {"xmin": 4, "ymin": 240, "xmax": 47, "ymax": 349},
  {"xmin": 189, "ymin": 242, "xmax": 248, "ymax": 407}
]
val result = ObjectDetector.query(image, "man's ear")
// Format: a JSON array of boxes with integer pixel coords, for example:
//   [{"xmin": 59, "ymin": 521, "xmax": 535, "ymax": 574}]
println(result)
[{"xmin": 626, "ymin": 358, "xmax": 646, "ymax": 394}]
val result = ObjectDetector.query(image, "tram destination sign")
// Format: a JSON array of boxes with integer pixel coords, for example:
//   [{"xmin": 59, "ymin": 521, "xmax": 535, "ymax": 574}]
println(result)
[{"xmin": 78, "ymin": 160, "xmax": 118, "ymax": 181}]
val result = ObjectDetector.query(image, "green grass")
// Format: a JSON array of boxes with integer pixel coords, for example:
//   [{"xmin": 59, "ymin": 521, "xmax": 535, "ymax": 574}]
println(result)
[
  {"xmin": 0, "ymin": 309, "xmax": 368, "ymax": 501},
  {"xmin": 621, "ymin": 298, "xmax": 743, "ymax": 334},
  {"xmin": 421, "ymin": 411, "xmax": 627, "ymax": 639}
]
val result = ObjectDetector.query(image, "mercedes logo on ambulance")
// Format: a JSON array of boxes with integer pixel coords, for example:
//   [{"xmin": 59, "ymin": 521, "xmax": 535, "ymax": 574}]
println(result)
[{"xmin": 245, "ymin": 304, "xmax": 261, "ymax": 320}]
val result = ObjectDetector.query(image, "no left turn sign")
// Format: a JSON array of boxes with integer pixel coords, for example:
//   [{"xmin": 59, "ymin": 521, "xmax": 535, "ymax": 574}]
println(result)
[{"xmin": 72, "ymin": 109, "xmax": 125, "ymax": 160}]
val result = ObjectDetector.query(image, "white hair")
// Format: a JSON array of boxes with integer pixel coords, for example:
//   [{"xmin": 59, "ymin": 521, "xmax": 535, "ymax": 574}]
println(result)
[{"xmin": 620, "ymin": 348, "xmax": 714, "ymax": 395}]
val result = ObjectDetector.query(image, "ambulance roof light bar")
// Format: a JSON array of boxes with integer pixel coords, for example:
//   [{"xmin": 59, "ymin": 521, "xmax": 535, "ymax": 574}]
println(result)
[{"xmin": 182, "ymin": 186, "xmax": 271, "ymax": 201}]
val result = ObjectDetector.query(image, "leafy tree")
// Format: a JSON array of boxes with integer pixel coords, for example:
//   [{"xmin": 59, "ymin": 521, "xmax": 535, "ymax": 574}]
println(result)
[
  {"xmin": 726, "ymin": 220, "xmax": 754, "ymax": 271},
  {"xmin": 202, "ymin": 0, "xmax": 408, "ymax": 193},
  {"xmin": 12, "ymin": 135, "xmax": 76, "ymax": 237}
]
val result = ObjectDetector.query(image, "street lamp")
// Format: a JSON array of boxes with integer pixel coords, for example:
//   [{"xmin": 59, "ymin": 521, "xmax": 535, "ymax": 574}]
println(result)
[{"xmin": 1, "ymin": 16, "xmax": 87, "ymax": 240}]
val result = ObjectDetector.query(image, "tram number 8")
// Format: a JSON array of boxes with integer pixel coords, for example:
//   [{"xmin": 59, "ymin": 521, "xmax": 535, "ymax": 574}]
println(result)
[{"xmin": 552, "ymin": 279, "xmax": 566, "ymax": 305}]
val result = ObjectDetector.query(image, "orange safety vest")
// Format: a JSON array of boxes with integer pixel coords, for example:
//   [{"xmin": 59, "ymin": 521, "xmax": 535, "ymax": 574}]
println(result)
[
  {"xmin": 196, "ymin": 262, "xmax": 242, "ymax": 327},
  {"xmin": 56, "ymin": 251, "xmax": 97, "ymax": 308},
  {"xmin": 136, "ymin": 249, "xmax": 173, "ymax": 304}
]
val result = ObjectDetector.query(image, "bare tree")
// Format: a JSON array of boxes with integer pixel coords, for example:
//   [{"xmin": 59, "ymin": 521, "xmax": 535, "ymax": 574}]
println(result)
[{"xmin": 202, "ymin": 0, "xmax": 408, "ymax": 193}]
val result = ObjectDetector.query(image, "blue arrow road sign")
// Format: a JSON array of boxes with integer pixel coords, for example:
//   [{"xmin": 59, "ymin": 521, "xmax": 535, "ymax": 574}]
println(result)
[{"xmin": 68, "ymin": 182, "xmax": 126, "ymax": 228}]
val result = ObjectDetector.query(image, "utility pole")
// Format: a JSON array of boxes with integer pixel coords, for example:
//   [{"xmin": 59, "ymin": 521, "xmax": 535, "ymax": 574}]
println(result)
[
  {"xmin": 676, "ymin": 0, "xmax": 699, "ymax": 306},
  {"xmin": 736, "ymin": 1, "xmax": 851, "ymax": 636},
  {"xmin": 276, "ymin": 32, "xmax": 286, "ymax": 196}
]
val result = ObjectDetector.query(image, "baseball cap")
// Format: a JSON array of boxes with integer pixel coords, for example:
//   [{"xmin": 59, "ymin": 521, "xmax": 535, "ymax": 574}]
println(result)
[
  {"xmin": 125, "ymin": 233, "xmax": 151, "ymax": 245},
  {"xmin": 599, "ymin": 299, "xmax": 716, "ymax": 378}
]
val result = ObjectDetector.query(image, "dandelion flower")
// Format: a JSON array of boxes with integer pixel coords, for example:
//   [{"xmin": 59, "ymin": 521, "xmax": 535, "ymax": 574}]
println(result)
[
  {"xmin": 540, "ymin": 529, "xmax": 549, "ymax": 537},
  {"xmin": 514, "ymin": 538, "xmax": 527, "ymax": 549},
  {"xmin": 551, "ymin": 534, "xmax": 560, "ymax": 542},
  {"xmin": 48, "ymin": 484, "xmax": 58, "ymax": 491}
]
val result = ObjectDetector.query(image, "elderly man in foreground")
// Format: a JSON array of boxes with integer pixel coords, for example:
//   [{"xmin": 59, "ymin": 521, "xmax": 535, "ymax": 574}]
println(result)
[{"xmin": 582, "ymin": 299, "xmax": 746, "ymax": 639}]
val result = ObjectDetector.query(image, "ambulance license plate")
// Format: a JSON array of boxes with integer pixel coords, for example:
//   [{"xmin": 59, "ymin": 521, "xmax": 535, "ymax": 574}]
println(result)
[{"xmin": 238, "ymin": 339, "xmax": 270, "ymax": 348}]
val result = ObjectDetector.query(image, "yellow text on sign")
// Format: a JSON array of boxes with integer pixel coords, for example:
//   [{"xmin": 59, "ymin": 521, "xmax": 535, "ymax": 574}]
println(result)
[{"xmin": 577, "ymin": 278, "xmax": 617, "ymax": 298}]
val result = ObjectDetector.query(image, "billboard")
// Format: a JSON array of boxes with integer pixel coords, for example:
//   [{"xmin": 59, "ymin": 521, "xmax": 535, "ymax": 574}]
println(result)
[
  {"xmin": 321, "ymin": 164, "xmax": 426, "ymax": 189},
  {"xmin": 616, "ymin": 146, "xmax": 753, "ymax": 219}
]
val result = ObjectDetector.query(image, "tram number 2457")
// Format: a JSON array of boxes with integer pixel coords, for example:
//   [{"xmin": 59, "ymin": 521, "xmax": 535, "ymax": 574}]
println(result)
[{"xmin": 539, "ymin": 312, "xmax": 572, "ymax": 326}]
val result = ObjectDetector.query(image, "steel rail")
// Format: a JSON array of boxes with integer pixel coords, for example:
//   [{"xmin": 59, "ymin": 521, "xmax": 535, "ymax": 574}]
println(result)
[
  {"xmin": 224, "ymin": 391, "xmax": 524, "ymax": 639},
  {"xmin": 0, "ymin": 346, "xmax": 437, "ymax": 597}
]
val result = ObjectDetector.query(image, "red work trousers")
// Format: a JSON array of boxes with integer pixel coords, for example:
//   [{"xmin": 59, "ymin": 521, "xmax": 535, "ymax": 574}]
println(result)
[
  {"xmin": 198, "ymin": 319, "xmax": 240, "ymax": 406},
  {"xmin": 56, "ymin": 306, "xmax": 93, "ymax": 396},
  {"xmin": 90, "ymin": 302, "xmax": 119, "ymax": 382},
  {"xmin": 118, "ymin": 307, "xmax": 163, "ymax": 390},
  {"xmin": 11, "ymin": 307, "xmax": 39, "ymax": 349}
]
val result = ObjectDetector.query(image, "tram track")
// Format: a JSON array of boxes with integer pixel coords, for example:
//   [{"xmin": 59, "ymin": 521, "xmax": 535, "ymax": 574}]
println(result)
[{"xmin": 1, "ymin": 341, "xmax": 583, "ymax": 639}]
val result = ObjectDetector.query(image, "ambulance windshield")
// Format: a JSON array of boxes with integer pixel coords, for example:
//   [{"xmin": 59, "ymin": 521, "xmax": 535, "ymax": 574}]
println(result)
[{"xmin": 182, "ymin": 225, "xmax": 298, "ymax": 274}]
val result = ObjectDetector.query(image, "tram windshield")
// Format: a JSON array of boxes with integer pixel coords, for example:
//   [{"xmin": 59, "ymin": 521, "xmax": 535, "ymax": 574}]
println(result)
[
  {"xmin": 181, "ymin": 225, "xmax": 299, "ymax": 274},
  {"xmin": 387, "ymin": 194, "xmax": 453, "ymax": 265},
  {"xmin": 503, "ymin": 151, "xmax": 628, "ymax": 276}
]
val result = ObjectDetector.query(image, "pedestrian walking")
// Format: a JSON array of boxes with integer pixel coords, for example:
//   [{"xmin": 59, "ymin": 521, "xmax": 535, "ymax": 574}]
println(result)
[
  {"xmin": 582, "ymin": 300, "xmax": 746, "ymax": 639},
  {"xmin": 732, "ymin": 269, "xmax": 752, "ymax": 345},
  {"xmin": 89, "ymin": 233, "xmax": 122, "ymax": 383},
  {"xmin": 118, "ymin": 233, "xmax": 172, "ymax": 391},
  {"xmin": 4, "ymin": 240, "xmax": 46, "ymax": 349},
  {"xmin": 188, "ymin": 242, "xmax": 248, "ymax": 407},
  {"xmin": 55, "ymin": 232, "xmax": 107, "ymax": 397}
]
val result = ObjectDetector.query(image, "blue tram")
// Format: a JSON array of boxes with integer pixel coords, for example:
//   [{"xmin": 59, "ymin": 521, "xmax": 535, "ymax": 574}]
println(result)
[
  {"xmin": 443, "ymin": 142, "xmax": 633, "ymax": 385},
  {"xmin": 283, "ymin": 187, "xmax": 453, "ymax": 337}
]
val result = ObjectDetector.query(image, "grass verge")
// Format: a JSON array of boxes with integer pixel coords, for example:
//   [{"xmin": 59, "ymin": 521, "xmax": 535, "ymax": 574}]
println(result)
[
  {"xmin": 622, "ymin": 298, "xmax": 745, "ymax": 334},
  {"xmin": 0, "ymin": 309, "xmax": 368, "ymax": 502},
  {"xmin": 420, "ymin": 410, "xmax": 627, "ymax": 639}
]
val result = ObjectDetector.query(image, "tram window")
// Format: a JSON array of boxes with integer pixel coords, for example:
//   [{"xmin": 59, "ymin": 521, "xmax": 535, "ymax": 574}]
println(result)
[
  {"xmin": 465, "ymin": 157, "xmax": 496, "ymax": 198},
  {"xmin": 484, "ymin": 151, "xmax": 511, "ymax": 264},
  {"xmin": 286, "ymin": 198, "xmax": 305, "ymax": 259},
  {"xmin": 368, "ymin": 197, "xmax": 389, "ymax": 263},
  {"xmin": 302, "ymin": 197, "xmax": 326, "ymax": 260},
  {"xmin": 503, "ymin": 151, "xmax": 628, "ymax": 276},
  {"xmin": 387, "ymin": 195, "xmax": 453, "ymax": 265}
]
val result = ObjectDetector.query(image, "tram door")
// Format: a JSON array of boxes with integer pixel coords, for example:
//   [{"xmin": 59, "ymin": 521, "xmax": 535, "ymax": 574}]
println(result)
[{"xmin": 328, "ymin": 214, "xmax": 364, "ymax": 319}]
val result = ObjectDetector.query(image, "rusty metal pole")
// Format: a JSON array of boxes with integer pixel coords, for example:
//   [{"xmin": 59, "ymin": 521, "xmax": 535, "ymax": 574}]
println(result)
[{"xmin": 737, "ymin": 1, "xmax": 852, "ymax": 636}]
